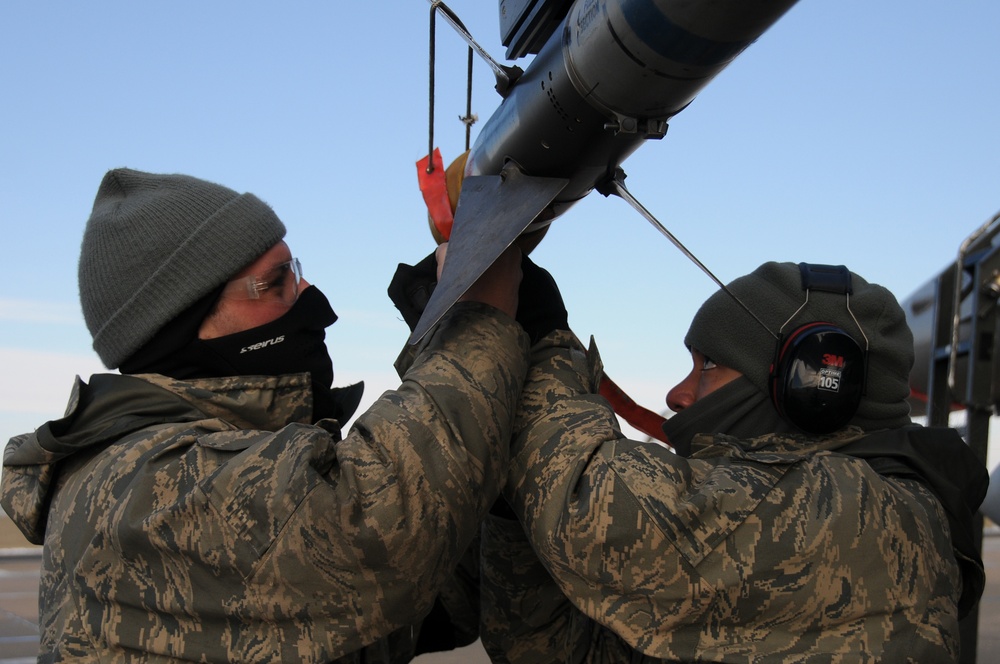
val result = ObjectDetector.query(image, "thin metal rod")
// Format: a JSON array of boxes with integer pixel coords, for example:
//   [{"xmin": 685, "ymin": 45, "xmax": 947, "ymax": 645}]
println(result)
[
  {"xmin": 464, "ymin": 46, "xmax": 474, "ymax": 151},
  {"xmin": 426, "ymin": 4, "xmax": 437, "ymax": 173},
  {"xmin": 609, "ymin": 174, "xmax": 779, "ymax": 341}
]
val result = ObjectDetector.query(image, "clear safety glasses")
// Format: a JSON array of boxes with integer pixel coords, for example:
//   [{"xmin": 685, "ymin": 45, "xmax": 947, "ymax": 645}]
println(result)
[{"xmin": 221, "ymin": 257, "xmax": 303, "ymax": 305}]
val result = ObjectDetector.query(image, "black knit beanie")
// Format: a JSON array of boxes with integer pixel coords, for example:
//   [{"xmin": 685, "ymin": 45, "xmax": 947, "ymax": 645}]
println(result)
[
  {"xmin": 79, "ymin": 168, "xmax": 287, "ymax": 369},
  {"xmin": 684, "ymin": 261, "xmax": 914, "ymax": 431}
]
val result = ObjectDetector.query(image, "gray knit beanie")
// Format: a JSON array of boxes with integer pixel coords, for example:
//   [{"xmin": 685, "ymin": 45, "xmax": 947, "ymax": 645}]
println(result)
[
  {"xmin": 79, "ymin": 168, "xmax": 287, "ymax": 369},
  {"xmin": 684, "ymin": 261, "xmax": 914, "ymax": 431}
]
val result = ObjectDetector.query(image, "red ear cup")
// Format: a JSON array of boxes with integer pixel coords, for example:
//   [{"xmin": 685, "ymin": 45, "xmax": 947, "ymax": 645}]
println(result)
[{"xmin": 770, "ymin": 322, "xmax": 866, "ymax": 434}]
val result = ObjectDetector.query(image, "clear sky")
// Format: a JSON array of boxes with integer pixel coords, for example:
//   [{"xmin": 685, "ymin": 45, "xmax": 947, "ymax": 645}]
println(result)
[{"xmin": 2, "ymin": 1, "xmax": 998, "ymax": 463}]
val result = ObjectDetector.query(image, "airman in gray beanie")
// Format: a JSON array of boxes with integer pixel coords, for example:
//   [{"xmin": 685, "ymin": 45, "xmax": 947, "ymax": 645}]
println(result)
[
  {"xmin": 79, "ymin": 168, "xmax": 287, "ymax": 369},
  {"xmin": 684, "ymin": 261, "xmax": 914, "ymax": 431}
]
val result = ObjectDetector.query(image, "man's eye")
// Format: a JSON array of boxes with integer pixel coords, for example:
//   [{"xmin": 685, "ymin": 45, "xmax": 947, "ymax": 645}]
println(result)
[
  {"xmin": 263, "ymin": 265, "xmax": 290, "ymax": 290},
  {"xmin": 701, "ymin": 357, "xmax": 717, "ymax": 371}
]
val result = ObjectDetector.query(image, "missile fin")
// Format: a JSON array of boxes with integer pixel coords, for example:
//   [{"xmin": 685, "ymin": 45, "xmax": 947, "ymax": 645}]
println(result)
[{"xmin": 408, "ymin": 167, "xmax": 568, "ymax": 344}]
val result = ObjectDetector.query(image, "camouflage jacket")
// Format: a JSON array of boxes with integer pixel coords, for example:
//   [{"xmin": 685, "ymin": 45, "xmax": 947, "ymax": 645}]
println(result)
[
  {"xmin": 481, "ymin": 331, "xmax": 987, "ymax": 663},
  {"xmin": 1, "ymin": 303, "xmax": 528, "ymax": 663}
]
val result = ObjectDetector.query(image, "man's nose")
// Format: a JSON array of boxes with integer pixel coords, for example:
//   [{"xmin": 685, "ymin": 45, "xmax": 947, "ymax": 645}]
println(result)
[{"xmin": 666, "ymin": 375, "xmax": 695, "ymax": 413}]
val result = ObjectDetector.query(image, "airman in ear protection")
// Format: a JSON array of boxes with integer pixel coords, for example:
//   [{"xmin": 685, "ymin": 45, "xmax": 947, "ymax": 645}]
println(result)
[{"xmin": 684, "ymin": 260, "xmax": 913, "ymax": 433}]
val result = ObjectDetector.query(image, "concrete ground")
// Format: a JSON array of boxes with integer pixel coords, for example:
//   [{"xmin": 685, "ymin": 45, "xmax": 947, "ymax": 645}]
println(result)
[{"xmin": 2, "ymin": 514, "xmax": 997, "ymax": 663}]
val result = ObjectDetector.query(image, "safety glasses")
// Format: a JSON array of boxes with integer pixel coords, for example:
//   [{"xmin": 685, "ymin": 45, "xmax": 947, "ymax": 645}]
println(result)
[{"xmin": 221, "ymin": 257, "xmax": 303, "ymax": 305}]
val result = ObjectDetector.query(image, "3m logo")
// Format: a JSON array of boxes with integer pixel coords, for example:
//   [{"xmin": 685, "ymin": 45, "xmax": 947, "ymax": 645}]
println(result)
[
  {"xmin": 822, "ymin": 353, "xmax": 846, "ymax": 368},
  {"xmin": 241, "ymin": 335, "xmax": 285, "ymax": 353}
]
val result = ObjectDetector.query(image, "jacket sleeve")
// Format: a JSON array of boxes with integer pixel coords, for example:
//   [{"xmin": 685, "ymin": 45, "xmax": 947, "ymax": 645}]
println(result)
[
  {"xmin": 201, "ymin": 302, "xmax": 530, "ymax": 657},
  {"xmin": 503, "ymin": 332, "xmax": 672, "ymax": 647},
  {"xmin": 504, "ymin": 331, "xmax": 778, "ymax": 656}
]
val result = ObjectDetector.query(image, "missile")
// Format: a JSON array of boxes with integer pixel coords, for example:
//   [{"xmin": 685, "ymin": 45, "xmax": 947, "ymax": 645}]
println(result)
[{"xmin": 412, "ymin": 0, "xmax": 801, "ymax": 342}]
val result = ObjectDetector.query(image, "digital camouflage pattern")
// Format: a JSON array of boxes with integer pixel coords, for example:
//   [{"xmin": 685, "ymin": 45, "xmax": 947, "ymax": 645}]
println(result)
[
  {"xmin": 1, "ymin": 303, "xmax": 528, "ymax": 663},
  {"xmin": 482, "ymin": 330, "xmax": 978, "ymax": 663}
]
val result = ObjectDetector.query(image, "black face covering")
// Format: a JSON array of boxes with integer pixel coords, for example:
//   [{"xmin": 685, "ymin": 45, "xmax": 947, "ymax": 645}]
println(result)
[
  {"xmin": 660, "ymin": 376, "xmax": 792, "ymax": 457},
  {"xmin": 194, "ymin": 285, "xmax": 336, "ymax": 387},
  {"xmin": 122, "ymin": 286, "xmax": 361, "ymax": 423},
  {"xmin": 124, "ymin": 285, "xmax": 333, "ymax": 382}
]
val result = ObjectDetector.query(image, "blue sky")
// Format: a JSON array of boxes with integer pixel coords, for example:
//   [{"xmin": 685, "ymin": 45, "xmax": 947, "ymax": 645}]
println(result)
[{"xmin": 2, "ymin": 1, "xmax": 998, "ymax": 460}]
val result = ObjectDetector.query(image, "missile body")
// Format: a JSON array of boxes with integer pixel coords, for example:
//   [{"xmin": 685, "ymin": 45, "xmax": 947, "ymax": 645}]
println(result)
[
  {"xmin": 412, "ymin": 0, "xmax": 800, "ymax": 342},
  {"xmin": 466, "ymin": 0, "xmax": 801, "ymax": 220}
]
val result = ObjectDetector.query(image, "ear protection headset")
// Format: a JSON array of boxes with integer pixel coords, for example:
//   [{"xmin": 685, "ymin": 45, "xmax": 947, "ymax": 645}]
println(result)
[{"xmin": 768, "ymin": 264, "xmax": 869, "ymax": 434}]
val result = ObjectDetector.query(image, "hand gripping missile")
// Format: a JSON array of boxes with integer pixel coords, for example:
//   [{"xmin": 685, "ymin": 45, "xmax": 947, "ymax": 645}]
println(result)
[{"xmin": 411, "ymin": 0, "xmax": 800, "ymax": 343}]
